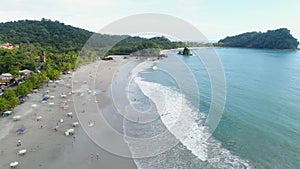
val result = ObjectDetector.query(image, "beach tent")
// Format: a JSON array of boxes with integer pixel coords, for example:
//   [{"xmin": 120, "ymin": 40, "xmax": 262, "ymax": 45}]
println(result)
[
  {"xmin": 17, "ymin": 149, "xmax": 27, "ymax": 155},
  {"xmin": 63, "ymin": 105, "xmax": 69, "ymax": 110},
  {"xmin": 65, "ymin": 128, "xmax": 74, "ymax": 136},
  {"xmin": 9, "ymin": 161, "xmax": 18, "ymax": 168},
  {"xmin": 12, "ymin": 115, "xmax": 21, "ymax": 121},
  {"xmin": 72, "ymin": 122, "xmax": 79, "ymax": 127},
  {"xmin": 2, "ymin": 110, "xmax": 12, "ymax": 117},
  {"xmin": 66, "ymin": 112, "xmax": 73, "ymax": 117},
  {"xmin": 16, "ymin": 128, "xmax": 25, "ymax": 134},
  {"xmin": 53, "ymin": 125, "xmax": 59, "ymax": 131},
  {"xmin": 36, "ymin": 116, "xmax": 42, "ymax": 121}
]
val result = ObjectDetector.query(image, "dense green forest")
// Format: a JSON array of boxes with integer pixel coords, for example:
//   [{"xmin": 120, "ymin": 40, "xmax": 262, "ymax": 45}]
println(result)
[
  {"xmin": 107, "ymin": 36, "xmax": 184, "ymax": 55},
  {"xmin": 217, "ymin": 28, "xmax": 299, "ymax": 49},
  {"xmin": 0, "ymin": 19, "xmax": 186, "ymax": 112},
  {"xmin": 0, "ymin": 19, "xmax": 185, "ymax": 56}
]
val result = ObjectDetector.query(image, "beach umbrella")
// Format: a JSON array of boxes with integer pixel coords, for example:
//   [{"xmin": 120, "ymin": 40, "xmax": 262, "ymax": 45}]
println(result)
[
  {"xmin": 16, "ymin": 128, "xmax": 25, "ymax": 134},
  {"xmin": 31, "ymin": 104, "xmax": 37, "ymax": 108},
  {"xmin": 88, "ymin": 121, "xmax": 95, "ymax": 127},
  {"xmin": 42, "ymin": 97, "xmax": 48, "ymax": 101},
  {"xmin": 3, "ymin": 110, "xmax": 12, "ymax": 117},
  {"xmin": 13, "ymin": 115, "xmax": 21, "ymax": 121}
]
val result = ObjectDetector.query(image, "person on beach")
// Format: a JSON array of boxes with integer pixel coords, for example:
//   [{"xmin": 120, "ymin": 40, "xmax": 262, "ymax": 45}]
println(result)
[
  {"xmin": 17, "ymin": 140, "xmax": 21, "ymax": 147},
  {"xmin": 96, "ymin": 153, "xmax": 100, "ymax": 160}
]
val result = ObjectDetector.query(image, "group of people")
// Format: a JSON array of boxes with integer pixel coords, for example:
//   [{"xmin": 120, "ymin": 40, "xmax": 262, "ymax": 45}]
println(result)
[{"xmin": 16, "ymin": 139, "xmax": 21, "ymax": 147}]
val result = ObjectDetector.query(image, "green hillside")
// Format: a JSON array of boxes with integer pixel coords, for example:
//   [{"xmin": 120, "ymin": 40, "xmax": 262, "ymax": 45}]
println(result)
[{"xmin": 218, "ymin": 28, "xmax": 299, "ymax": 49}]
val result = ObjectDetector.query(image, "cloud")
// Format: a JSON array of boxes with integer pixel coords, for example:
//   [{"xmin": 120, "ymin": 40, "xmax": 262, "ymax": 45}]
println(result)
[{"xmin": 0, "ymin": 0, "xmax": 299, "ymax": 40}]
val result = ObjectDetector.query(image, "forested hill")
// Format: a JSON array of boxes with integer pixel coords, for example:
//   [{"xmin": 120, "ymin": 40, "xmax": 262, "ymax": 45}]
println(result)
[
  {"xmin": 0, "ymin": 19, "xmax": 184, "ymax": 54},
  {"xmin": 0, "ymin": 19, "xmax": 185, "ymax": 111},
  {"xmin": 0, "ymin": 19, "xmax": 129, "ymax": 53},
  {"xmin": 217, "ymin": 28, "xmax": 299, "ymax": 49}
]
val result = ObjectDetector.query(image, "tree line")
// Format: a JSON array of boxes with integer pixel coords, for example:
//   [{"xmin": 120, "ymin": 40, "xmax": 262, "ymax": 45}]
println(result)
[{"xmin": 0, "ymin": 19, "xmax": 188, "ymax": 113}]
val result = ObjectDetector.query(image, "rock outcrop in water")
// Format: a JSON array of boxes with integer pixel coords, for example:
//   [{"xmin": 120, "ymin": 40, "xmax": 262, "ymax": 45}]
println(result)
[{"xmin": 178, "ymin": 47, "xmax": 192, "ymax": 56}]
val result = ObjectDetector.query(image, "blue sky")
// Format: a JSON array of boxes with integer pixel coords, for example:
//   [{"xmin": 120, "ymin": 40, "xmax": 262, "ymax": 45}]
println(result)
[{"xmin": 1, "ymin": 0, "xmax": 299, "ymax": 40}]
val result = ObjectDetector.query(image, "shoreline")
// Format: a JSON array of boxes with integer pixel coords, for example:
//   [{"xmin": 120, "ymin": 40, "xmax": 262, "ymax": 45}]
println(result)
[{"xmin": 0, "ymin": 55, "xmax": 138, "ymax": 169}]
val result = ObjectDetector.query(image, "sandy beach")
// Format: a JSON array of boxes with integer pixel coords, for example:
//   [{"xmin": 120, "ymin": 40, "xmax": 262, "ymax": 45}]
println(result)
[{"xmin": 0, "ymin": 56, "xmax": 137, "ymax": 169}]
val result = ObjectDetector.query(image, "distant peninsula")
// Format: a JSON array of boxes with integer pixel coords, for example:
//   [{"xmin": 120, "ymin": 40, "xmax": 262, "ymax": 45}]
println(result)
[{"xmin": 217, "ymin": 28, "xmax": 299, "ymax": 50}]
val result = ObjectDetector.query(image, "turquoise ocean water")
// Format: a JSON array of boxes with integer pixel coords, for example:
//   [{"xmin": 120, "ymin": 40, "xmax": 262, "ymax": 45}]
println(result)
[{"xmin": 122, "ymin": 48, "xmax": 300, "ymax": 169}]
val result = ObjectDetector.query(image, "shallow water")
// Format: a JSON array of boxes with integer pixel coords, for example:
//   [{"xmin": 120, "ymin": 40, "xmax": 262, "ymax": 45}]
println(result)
[{"xmin": 119, "ymin": 48, "xmax": 300, "ymax": 168}]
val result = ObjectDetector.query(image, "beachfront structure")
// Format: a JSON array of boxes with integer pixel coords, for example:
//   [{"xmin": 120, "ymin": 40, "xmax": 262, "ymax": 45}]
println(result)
[
  {"xmin": 0, "ymin": 73, "xmax": 13, "ymax": 83},
  {"xmin": 34, "ymin": 55, "xmax": 46, "ymax": 62},
  {"xmin": 19, "ymin": 69, "xmax": 32, "ymax": 78},
  {"xmin": 0, "ymin": 43, "xmax": 18, "ymax": 49}
]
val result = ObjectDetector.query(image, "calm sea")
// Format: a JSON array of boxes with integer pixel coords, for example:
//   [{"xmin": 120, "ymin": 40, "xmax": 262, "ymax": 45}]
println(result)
[{"xmin": 121, "ymin": 48, "xmax": 300, "ymax": 169}]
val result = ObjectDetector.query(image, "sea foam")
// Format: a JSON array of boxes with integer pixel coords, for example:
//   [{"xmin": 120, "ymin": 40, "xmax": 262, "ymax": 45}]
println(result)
[{"xmin": 126, "ymin": 61, "xmax": 251, "ymax": 168}]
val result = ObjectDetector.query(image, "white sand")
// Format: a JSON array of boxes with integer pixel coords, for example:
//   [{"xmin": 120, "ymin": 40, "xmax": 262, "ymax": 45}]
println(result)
[{"xmin": 0, "ymin": 56, "xmax": 137, "ymax": 169}]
